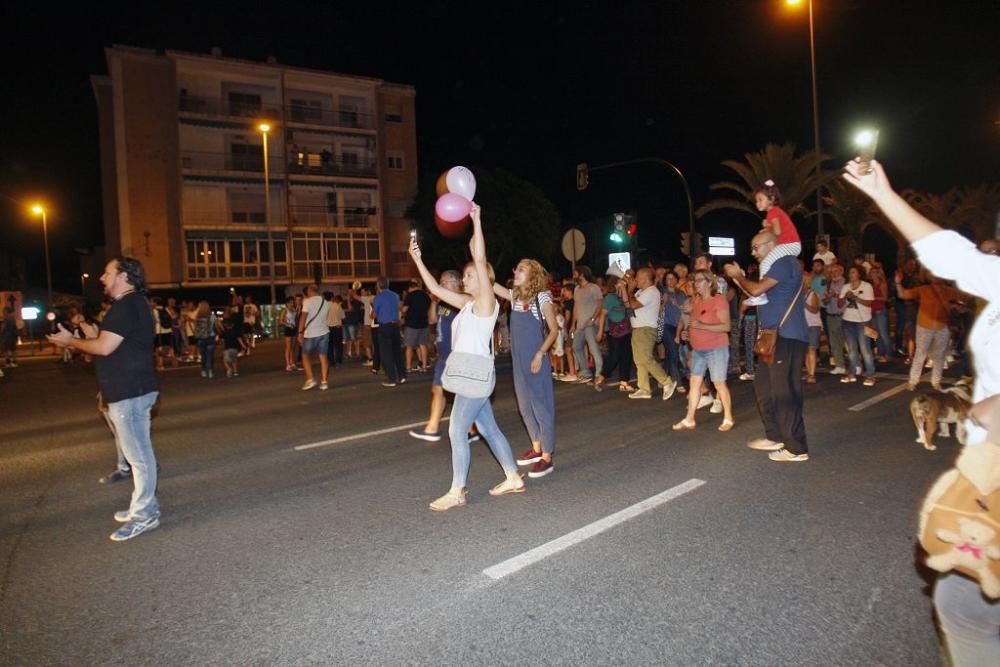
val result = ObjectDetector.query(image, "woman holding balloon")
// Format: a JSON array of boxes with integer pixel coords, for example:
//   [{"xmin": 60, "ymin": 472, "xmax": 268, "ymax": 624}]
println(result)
[{"xmin": 411, "ymin": 173, "xmax": 525, "ymax": 511}]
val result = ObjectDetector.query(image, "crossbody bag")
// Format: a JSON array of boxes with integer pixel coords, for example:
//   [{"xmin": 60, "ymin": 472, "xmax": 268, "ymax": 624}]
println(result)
[
  {"xmin": 754, "ymin": 282, "xmax": 803, "ymax": 365},
  {"xmin": 442, "ymin": 304, "xmax": 496, "ymax": 399}
]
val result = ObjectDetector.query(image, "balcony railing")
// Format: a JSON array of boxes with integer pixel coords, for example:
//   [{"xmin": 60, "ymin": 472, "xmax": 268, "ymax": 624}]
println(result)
[
  {"xmin": 286, "ymin": 155, "xmax": 377, "ymax": 179},
  {"xmin": 180, "ymin": 150, "xmax": 286, "ymax": 175},
  {"xmin": 288, "ymin": 205, "xmax": 377, "ymax": 229},
  {"xmin": 178, "ymin": 93, "xmax": 376, "ymax": 130},
  {"xmin": 178, "ymin": 93, "xmax": 281, "ymax": 121}
]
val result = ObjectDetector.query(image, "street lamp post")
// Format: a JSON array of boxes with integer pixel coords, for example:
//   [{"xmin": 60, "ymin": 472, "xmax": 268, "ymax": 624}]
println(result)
[
  {"xmin": 31, "ymin": 205, "xmax": 53, "ymax": 307},
  {"xmin": 80, "ymin": 273, "xmax": 89, "ymax": 296},
  {"xmin": 258, "ymin": 123, "xmax": 277, "ymax": 334},
  {"xmin": 787, "ymin": 0, "xmax": 825, "ymax": 238}
]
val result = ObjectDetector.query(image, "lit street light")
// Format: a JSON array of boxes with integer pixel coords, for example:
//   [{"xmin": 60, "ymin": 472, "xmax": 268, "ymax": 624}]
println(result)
[
  {"xmin": 786, "ymin": 0, "xmax": 825, "ymax": 238},
  {"xmin": 259, "ymin": 122, "xmax": 277, "ymax": 331},
  {"xmin": 31, "ymin": 204, "xmax": 54, "ymax": 307}
]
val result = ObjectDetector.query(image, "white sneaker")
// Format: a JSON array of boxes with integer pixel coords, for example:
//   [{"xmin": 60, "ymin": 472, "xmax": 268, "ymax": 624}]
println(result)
[
  {"xmin": 302, "ymin": 379, "xmax": 318, "ymax": 391},
  {"xmin": 830, "ymin": 367, "xmax": 846, "ymax": 375},
  {"xmin": 710, "ymin": 398, "xmax": 723, "ymax": 414},
  {"xmin": 739, "ymin": 373, "xmax": 755, "ymax": 381},
  {"xmin": 662, "ymin": 381, "xmax": 676, "ymax": 401},
  {"xmin": 628, "ymin": 389, "xmax": 652, "ymax": 399},
  {"xmin": 696, "ymin": 394, "xmax": 713, "ymax": 410}
]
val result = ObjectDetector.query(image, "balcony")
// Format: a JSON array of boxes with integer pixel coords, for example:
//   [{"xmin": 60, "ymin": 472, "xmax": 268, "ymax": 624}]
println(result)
[
  {"xmin": 288, "ymin": 205, "xmax": 378, "ymax": 229},
  {"xmin": 180, "ymin": 150, "xmax": 285, "ymax": 176},
  {"xmin": 178, "ymin": 93, "xmax": 281, "ymax": 122},
  {"xmin": 286, "ymin": 153, "xmax": 377, "ymax": 179},
  {"xmin": 286, "ymin": 104, "xmax": 376, "ymax": 130}
]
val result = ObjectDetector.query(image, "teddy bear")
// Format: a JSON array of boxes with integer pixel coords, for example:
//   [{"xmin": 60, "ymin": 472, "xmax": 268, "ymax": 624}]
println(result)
[{"xmin": 926, "ymin": 517, "xmax": 1000, "ymax": 598}]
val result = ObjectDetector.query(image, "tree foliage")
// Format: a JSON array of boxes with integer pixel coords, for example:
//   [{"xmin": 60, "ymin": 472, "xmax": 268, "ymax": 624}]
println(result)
[
  {"xmin": 407, "ymin": 167, "xmax": 562, "ymax": 278},
  {"xmin": 695, "ymin": 142, "xmax": 839, "ymax": 220}
]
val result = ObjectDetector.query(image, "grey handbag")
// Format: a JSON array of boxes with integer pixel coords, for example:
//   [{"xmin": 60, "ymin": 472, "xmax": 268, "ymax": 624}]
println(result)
[{"xmin": 442, "ymin": 351, "xmax": 495, "ymax": 398}]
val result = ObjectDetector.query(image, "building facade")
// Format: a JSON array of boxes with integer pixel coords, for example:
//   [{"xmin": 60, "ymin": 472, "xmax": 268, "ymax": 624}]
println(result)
[{"xmin": 92, "ymin": 46, "xmax": 418, "ymax": 291}]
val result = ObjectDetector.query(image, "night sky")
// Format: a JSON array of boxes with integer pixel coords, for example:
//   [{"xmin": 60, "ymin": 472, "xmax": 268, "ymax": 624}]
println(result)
[{"xmin": 2, "ymin": 1, "xmax": 997, "ymax": 293}]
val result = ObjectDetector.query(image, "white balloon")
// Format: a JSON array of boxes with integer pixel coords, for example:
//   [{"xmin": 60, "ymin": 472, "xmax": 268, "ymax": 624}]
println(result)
[{"xmin": 445, "ymin": 166, "xmax": 476, "ymax": 201}]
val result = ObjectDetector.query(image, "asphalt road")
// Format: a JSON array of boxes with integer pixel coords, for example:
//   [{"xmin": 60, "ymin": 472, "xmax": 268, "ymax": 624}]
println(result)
[{"xmin": 0, "ymin": 341, "xmax": 957, "ymax": 665}]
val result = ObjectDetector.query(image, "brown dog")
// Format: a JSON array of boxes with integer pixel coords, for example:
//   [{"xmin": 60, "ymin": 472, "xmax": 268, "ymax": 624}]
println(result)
[{"xmin": 910, "ymin": 380, "xmax": 973, "ymax": 451}]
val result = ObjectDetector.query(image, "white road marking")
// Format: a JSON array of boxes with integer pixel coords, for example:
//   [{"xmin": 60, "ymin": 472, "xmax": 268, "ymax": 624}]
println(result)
[
  {"xmin": 482, "ymin": 478, "xmax": 706, "ymax": 580},
  {"xmin": 848, "ymin": 373, "xmax": 929, "ymax": 412},
  {"xmin": 293, "ymin": 418, "xmax": 450, "ymax": 451}
]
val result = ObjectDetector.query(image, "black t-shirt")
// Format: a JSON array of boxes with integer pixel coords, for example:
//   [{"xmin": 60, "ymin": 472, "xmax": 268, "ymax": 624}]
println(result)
[
  {"xmin": 95, "ymin": 292, "xmax": 159, "ymax": 403},
  {"xmin": 221, "ymin": 326, "xmax": 240, "ymax": 350},
  {"xmin": 344, "ymin": 297, "xmax": 363, "ymax": 325},
  {"xmin": 403, "ymin": 290, "xmax": 431, "ymax": 329}
]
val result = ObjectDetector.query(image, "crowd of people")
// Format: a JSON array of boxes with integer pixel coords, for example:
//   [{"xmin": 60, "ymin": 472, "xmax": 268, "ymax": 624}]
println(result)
[{"xmin": 31, "ymin": 161, "xmax": 998, "ymax": 663}]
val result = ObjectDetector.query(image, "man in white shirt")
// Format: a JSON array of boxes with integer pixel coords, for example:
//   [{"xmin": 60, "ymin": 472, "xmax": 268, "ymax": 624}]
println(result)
[
  {"xmin": 297, "ymin": 285, "xmax": 330, "ymax": 391},
  {"xmin": 622, "ymin": 268, "xmax": 676, "ymax": 400},
  {"xmin": 813, "ymin": 239, "xmax": 837, "ymax": 266}
]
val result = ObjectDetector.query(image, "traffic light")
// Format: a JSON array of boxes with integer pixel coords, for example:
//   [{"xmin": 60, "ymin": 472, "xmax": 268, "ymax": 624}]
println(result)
[
  {"xmin": 576, "ymin": 163, "xmax": 589, "ymax": 191},
  {"xmin": 679, "ymin": 231, "xmax": 702, "ymax": 256},
  {"xmin": 610, "ymin": 212, "xmax": 626, "ymax": 244}
]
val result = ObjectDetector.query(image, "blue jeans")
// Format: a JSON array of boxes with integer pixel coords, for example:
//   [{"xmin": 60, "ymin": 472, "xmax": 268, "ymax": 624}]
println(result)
[
  {"xmin": 198, "ymin": 337, "xmax": 216, "ymax": 372},
  {"xmin": 572, "ymin": 323, "xmax": 603, "ymax": 378},
  {"xmin": 872, "ymin": 309, "xmax": 891, "ymax": 358},
  {"xmin": 662, "ymin": 324, "xmax": 682, "ymax": 384},
  {"xmin": 106, "ymin": 391, "xmax": 160, "ymax": 520},
  {"xmin": 448, "ymin": 394, "xmax": 518, "ymax": 489},
  {"xmin": 842, "ymin": 320, "xmax": 875, "ymax": 378}
]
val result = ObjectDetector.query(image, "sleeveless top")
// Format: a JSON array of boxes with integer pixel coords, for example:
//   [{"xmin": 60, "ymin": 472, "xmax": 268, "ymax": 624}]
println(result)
[{"xmin": 451, "ymin": 300, "xmax": 499, "ymax": 358}]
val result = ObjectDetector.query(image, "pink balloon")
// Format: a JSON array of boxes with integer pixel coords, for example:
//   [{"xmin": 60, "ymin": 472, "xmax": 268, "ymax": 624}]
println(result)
[{"xmin": 435, "ymin": 193, "xmax": 472, "ymax": 223}]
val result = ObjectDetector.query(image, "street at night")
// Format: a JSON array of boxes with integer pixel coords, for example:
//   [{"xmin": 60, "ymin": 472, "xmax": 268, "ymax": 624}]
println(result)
[{"xmin": 1, "ymin": 344, "xmax": 956, "ymax": 664}]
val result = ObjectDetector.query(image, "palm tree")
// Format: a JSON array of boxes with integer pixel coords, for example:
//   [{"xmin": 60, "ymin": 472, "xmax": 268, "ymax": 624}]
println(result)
[
  {"xmin": 695, "ymin": 142, "xmax": 840, "ymax": 220},
  {"xmin": 900, "ymin": 188, "xmax": 958, "ymax": 229},
  {"xmin": 953, "ymin": 184, "xmax": 1000, "ymax": 242},
  {"xmin": 823, "ymin": 178, "xmax": 884, "ymax": 239}
]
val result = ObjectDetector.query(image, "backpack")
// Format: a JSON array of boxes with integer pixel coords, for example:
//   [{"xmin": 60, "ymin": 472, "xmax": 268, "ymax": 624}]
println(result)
[
  {"xmin": 193, "ymin": 314, "xmax": 215, "ymax": 339},
  {"xmin": 918, "ymin": 440, "xmax": 1000, "ymax": 598}
]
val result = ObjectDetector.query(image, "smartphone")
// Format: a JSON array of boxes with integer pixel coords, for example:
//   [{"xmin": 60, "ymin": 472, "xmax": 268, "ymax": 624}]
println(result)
[
  {"xmin": 856, "ymin": 129, "xmax": 879, "ymax": 174},
  {"xmin": 409, "ymin": 229, "xmax": 417, "ymax": 240}
]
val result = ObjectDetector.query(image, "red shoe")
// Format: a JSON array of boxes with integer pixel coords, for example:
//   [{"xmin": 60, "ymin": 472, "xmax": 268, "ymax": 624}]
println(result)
[
  {"xmin": 516, "ymin": 449, "xmax": 543, "ymax": 466},
  {"xmin": 528, "ymin": 459, "xmax": 553, "ymax": 478}
]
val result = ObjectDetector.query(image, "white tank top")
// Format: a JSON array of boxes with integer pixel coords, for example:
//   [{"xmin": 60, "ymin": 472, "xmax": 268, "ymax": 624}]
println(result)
[{"xmin": 451, "ymin": 300, "xmax": 499, "ymax": 358}]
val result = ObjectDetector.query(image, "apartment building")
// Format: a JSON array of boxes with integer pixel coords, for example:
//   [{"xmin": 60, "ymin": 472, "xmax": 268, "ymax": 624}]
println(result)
[{"xmin": 92, "ymin": 45, "xmax": 418, "ymax": 291}]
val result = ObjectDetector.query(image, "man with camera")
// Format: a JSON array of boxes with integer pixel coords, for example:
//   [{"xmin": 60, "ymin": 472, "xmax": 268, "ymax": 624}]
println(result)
[{"xmin": 47, "ymin": 256, "xmax": 161, "ymax": 541}]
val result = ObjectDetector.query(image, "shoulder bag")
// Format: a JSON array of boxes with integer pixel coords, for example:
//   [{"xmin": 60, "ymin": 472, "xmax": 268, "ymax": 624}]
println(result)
[
  {"xmin": 442, "ymin": 306, "xmax": 496, "ymax": 399},
  {"xmin": 754, "ymin": 282, "xmax": 803, "ymax": 365}
]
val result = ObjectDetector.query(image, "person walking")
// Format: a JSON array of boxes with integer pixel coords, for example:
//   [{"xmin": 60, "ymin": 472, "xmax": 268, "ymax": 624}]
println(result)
[
  {"xmin": 599, "ymin": 275, "xmax": 635, "ymax": 392},
  {"xmin": 495, "ymin": 259, "xmax": 560, "ymax": 478},
  {"xmin": 191, "ymin": 300, "xmax": 219, "ymax": 379},
  {"xmin": 282, "ymin": 296, "xmax": 300, "ymax": 371},
  {"xmin": 622, "ymin": 268, "xmax": 676, "ymax": 400},
  {"xmin": 298, "ymin": 285, "xmax": 330, "ymax": 391},
  {"xmin": 373, "ymin": 278, "xmax": 406, "ymax": 387},
  {"xmin": 408, "ymin": 204, "xmax": 525, "ymax": 511},
  {"xmin": 897, "ymin": 270, "xmax": 964, "ymax": 391},
  {"xmin": 660, "ymin": 272, "xmax": 687, "ymax": 389},
  {"xmin": 570, "ymin": 266, "xmax": 604, "ymax": 384},
  {"xmin": 410, "ymin": 270, "xmax": 464, "ymax": 442},
  {"xmin": 47, "ymin": 256, "xmax": 161, "ymax": 541},
  {"xmin": 672, "ymin": 270, "xmax": 734, "ymax": 432},
  {"xmin": 838, "ymin": 265, "xmax": 877, "ymax": 386},
  {"xmin": 725, "ymin": 231, "xmax": 810, "ymax": 463}
]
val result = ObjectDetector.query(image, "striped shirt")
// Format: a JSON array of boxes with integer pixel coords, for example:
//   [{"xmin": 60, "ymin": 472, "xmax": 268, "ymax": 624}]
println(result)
[{"xmin": 509, "ymin": 289, "xmax": 553, "ymax": 322}]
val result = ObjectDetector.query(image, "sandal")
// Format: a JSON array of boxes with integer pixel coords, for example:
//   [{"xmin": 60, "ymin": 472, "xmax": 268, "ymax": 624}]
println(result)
[
  {"xmin": 429, "ymin": 490, "xmax": 466, "ymax": 512},
  {"xmin": 594, "ymin": 376, "xmax": 605, "ymax": 392},
  {"xmin": 718, "ymin": 419, "xmax": 735, "ymax": 432},
  {"xmin": 805, "ymin": 375, "xmax": 817, "ymax": 384},
  {"xmin": 672, "ymin": 419, "xmax": 696, "ymax": 431},
  {"xmin": 489, "ymin": 474, "xmax": 526, "ymax": 496},
  {"xmin": 619, "ymin": 382, "xmax": 635, "ymax": 392}
]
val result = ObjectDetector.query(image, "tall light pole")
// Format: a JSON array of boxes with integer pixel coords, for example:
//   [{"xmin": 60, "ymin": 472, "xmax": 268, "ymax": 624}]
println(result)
[
  {"xmin": 787, "ymin": 0, "xmax": 825, "ymax": 238},
  {"xmin": 81, "ymin": 273, "xmax": 89, "ymax": 296},
  {"xmin": 31, "ymin": 204, "xmax": 53, "ymax": 306},
  {"xmin": 258, "ymin": 123, "xmax": 277, "ymax": 331}
]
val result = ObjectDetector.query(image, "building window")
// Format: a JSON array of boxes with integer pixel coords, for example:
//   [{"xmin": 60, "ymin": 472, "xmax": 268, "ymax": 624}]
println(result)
[
  {"xmin": 384, "ymin": 103, "xmax": 403, "ymax": 122},
  {"xmin": 228, "ymin": 190, "xmax": 266, "ymax": 224},
  {"xmin": 290, "ymin": 98, "xmax": 323, "ymax": 123},
  {"xmin": 227, "ymin": 92, "xmax": 262, "ymax": 118},
  {"xmin": 186, "ymin": 234, "xmax": 287, "ymax": 281},
  {"xmin": 291, "ymin": 231, "xmax": 381, "ymax": 280},
  {"xmin": 386, "ymin": 151, "xmax": 404, "ymax": 170}
]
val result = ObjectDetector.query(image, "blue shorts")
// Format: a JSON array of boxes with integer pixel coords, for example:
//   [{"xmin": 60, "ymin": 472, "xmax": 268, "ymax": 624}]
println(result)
[
  {"xmin": 224, "ymin": 348, "xmax": 238, "ymax": 364},
  {"xmin": 808, "ymin": 326, "xmax": 821, "ymax": 348},
  {"xmin": 344, "ymin": 323, "xmax": 359, "ymax": 341},
  {"xmin": 433, "ymin": 354, "xmax": 448, "ymax": 387},
  {"xmin": 302, "ymin": 333, "xmax": 329, "ymax": 356},
  {"xmin": 690, "ymin": 347, "xmax": 729, "ymax": 382}
]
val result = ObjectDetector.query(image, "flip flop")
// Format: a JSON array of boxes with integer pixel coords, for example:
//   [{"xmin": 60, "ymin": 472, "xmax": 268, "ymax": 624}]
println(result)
[
  {"xmin": 718, "ymin": 420, "xmax": 735, "ymax": 432},
  {"xmin": 672, "ymin": 419, "xmax": 696, "ymax": 431}
]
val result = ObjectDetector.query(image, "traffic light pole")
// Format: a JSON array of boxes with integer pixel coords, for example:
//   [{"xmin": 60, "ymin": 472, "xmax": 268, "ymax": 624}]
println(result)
[{"xmin": 577, "ymin": 158, "xmax": 696, "ymax": 256}]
